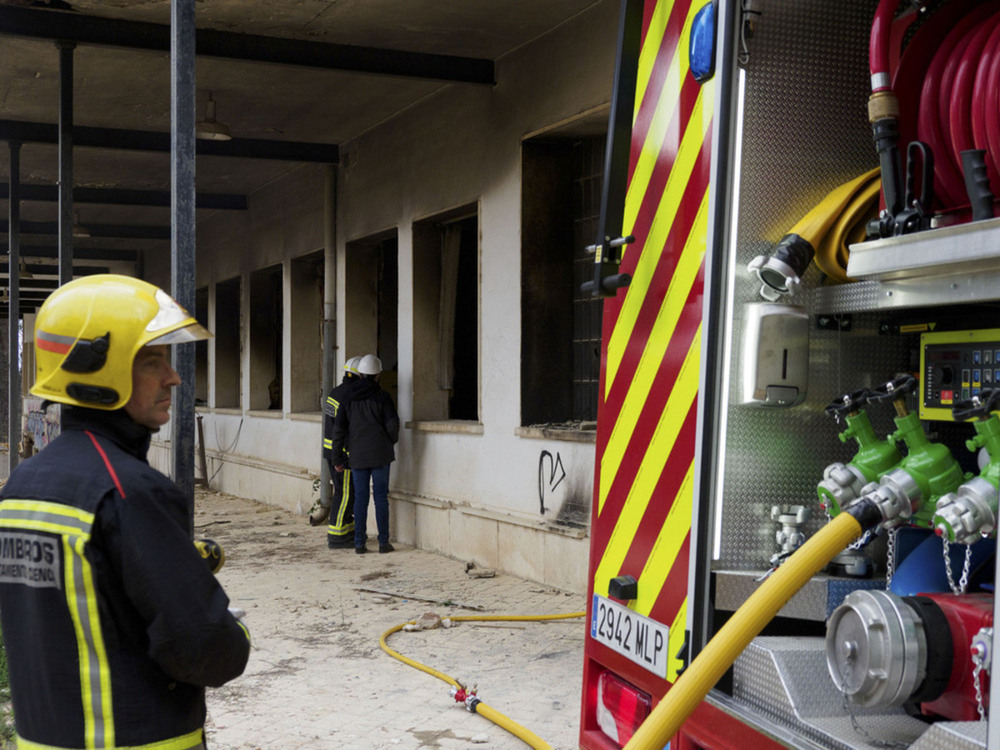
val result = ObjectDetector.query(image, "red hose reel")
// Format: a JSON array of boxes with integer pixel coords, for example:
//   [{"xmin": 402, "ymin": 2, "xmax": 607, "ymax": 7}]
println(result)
[{"xmin": 872, "ymin": 0, "xmax": 1000, "ymax": 217}]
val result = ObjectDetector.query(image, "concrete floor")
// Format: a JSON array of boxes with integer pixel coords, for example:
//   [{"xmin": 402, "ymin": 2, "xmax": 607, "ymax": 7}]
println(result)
[{"xmin": 197, "ymin": 489, "xmax": 589, "ymax": 750}]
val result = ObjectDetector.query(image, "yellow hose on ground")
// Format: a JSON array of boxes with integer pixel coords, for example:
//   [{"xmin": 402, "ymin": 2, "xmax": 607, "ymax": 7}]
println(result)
[
  {"xmin": 624, "ymin": 512, "xmax": 863, "ymax": 750},
  {"xmin": 379, "ymin": 611, "xmax": 586, "ymax": 750}
]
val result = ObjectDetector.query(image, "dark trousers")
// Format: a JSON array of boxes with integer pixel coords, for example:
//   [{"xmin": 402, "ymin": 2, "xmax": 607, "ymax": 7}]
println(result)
[
  {"xmin": 327, "ymin": 466, "xmax": 355, "ymax": 546},
  {"xmin": 352, "ymin": 465, "xmax": 390, "ymax": 547}
]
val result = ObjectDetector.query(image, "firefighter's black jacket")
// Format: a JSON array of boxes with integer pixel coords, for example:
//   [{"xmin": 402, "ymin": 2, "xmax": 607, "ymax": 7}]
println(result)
[
  {"xmin": 322, "ymin": 373, "xmax": 360, "ymax": 470},
  {"xmin": 331, "ymin": 378, "xmax": 399, "ymax": 469},
  {"xmin": 0, "ymin": 406, "xmax": 251, "ymax": 749}
]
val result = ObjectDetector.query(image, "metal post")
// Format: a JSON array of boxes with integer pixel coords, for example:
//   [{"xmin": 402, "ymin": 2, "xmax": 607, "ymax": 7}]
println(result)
[
  {"xmin": 319, "ymin": 165, "xmax": 338, "ymax": 511},
  {"xmin": 56, "ymin": 41, "xmax": 74, "ymax": 287},
  {"xmin": 169, "ymin": 0, "xmax": 198, "ymax": 531},
  {"xmin": 7, "ymin": 142, "xmax": 22, "ymax": 476}
]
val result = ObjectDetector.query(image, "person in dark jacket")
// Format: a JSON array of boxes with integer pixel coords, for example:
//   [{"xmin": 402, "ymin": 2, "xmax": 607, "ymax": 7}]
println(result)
[
  {"xmin": 315, "ymin": 355, "xmax": 362, "ymax": 547},
  {"xmin": 0, "ymin": 275, "xmax": 250, "ymax": 750},
  {"xmin": 331, "ymin": 353, "xmax": 400, "ymax": 554}
]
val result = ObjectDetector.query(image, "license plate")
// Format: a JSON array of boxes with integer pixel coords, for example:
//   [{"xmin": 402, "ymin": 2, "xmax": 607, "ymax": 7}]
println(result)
[{"xmin": 590, "ymin": 595, "xmax": 669, "ymax": 679}]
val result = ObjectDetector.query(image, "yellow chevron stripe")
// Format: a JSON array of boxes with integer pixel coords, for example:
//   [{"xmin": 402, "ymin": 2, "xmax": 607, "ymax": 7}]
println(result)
[
  {"xmin": 608, "ymin": 78, "xmax": 713, "ymax": 398},
  {"xmin": 636, "ymin": 461, "xmax": 694, "ymax": 617},
  {"xmin": 626, "ymin": 1, "xmax": 701, "ymax": 238},
  {"xmin": 633, "ymin": 0, "xmax": 673, "ymax": 127},
  {"xmin": 667, "ymin": 597, "xmax": 688, "ymax": 683},
  {"xmin": 600, "ymin": 189, "xmax": 708, "ymax": 510},
  {"xmin": 594, "ymin": 326, "xmax": 701, "ymax": 596}
]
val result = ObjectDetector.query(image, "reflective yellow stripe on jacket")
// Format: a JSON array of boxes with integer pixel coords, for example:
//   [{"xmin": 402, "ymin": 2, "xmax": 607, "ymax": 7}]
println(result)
[
  {"xmin": 16, "ymin": 727, "xmax": 206, "ymax": 750},
  {"xmin": 0, "ymin": 500, "xmax": 113, "ymax": 747}
]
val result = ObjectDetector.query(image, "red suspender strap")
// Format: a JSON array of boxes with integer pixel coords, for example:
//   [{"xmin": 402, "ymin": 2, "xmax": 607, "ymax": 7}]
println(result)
[{"xmin": 85, "ymin": 430, "xmax": 127, "ymax": 499}]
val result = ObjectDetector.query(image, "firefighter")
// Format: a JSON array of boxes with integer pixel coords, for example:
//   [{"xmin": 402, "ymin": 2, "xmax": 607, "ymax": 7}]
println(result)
[
  {"xmin": 331, "ymin": 353, "xmax": 400, "ymax": 554},
  {"xmin": 315, "ymin": 355, "xmax": 363, "ymax": 548},
  {"xmin": 0, "ymin": 275, "xmax": 250, "ymax": 750}
]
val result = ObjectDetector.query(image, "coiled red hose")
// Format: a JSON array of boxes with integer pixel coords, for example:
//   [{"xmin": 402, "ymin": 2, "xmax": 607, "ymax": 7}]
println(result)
[{"xmin": 873, "ymin": 0, "xmax": 1000, "ymax": 211}]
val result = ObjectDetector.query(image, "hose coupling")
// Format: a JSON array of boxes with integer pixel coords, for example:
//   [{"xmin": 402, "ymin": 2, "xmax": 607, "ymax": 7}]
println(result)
[
  {"xmin": 971, "ymin": 627, "xmax": 993, "ymax": 673},
  {"xmin": 933, "ymin": 477, "xmax": 998, "ymax": 544},
  {"xmin": 747, "ymin": 233, "xmax": 813, "ymax": 299},
  {"xmin": 818, "ymin": 462, "xmax": 867, "ymax": 514},
  {"xmin": 868, "ymin": 91, "xmax": 899, "ymax": 124},
  {"xmin": 858, "ymin": 469, "xmax": 920, "ymax": 528},
  {"xmin": 449, "ymin": 685, "xmax": 480, "ymax": 712}
]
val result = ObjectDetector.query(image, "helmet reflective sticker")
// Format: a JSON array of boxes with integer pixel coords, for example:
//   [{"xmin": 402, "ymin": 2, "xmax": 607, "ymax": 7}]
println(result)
[{"xmin": 35, "ymin": 328, "xmax": 77, "ymax": 355}]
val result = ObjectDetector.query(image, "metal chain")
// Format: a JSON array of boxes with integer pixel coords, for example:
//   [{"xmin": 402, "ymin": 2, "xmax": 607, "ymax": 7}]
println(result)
[
  {"xmin": 885, "ymin": 527, "xmax": 897, "ymax": 590},
  {"xmin": 973, "ymin": 663, "xmax": 986, "ymax": 721},
  {"xmin": 942, "ymin": 538, "xmax": 973, "ymax": 595},
  {"xmin": 848, "ymin": 527, "xmax": 875, "ymax": 551},
  {"xmin": 970, "ymin": 628, "xmax": 992, "ymax": 721},
  {"xmin": 839, "ymin": 659, "xmax": 909, "ymax": 748}
]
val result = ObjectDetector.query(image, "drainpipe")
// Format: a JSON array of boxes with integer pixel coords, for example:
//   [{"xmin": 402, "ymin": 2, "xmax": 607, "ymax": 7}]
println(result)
[{"xmin": 318, "ymin": 165, "xmax": 338, "ymax": 514}]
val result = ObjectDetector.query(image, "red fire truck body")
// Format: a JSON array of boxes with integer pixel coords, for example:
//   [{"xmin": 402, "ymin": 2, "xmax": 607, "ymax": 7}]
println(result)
[{"xmin": 580, "ymin": 1, "xmax": 1000, "ymax": 748}]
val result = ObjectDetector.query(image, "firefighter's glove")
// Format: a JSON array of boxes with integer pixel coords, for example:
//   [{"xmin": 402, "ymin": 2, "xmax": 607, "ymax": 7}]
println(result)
[{"xmin": 194, "ymin": 538, "xmax": 226, "ymax": 574}]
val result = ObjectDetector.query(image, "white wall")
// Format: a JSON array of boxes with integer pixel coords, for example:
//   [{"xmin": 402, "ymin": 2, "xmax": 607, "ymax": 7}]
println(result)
[{"xmin": 154, "ymin": 0, "xmax": 618, "ymax": 593}]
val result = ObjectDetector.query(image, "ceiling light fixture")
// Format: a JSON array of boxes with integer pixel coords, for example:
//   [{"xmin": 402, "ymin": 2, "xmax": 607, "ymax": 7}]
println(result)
[
  {"xmin": 72, "ymin": 211, "xmax": 90, "ymax": 239},
  {"xmin": 18, "ymin": 259, "xmax": 33, "ymax": 279},
  {"xmin": 196, "ymin": 92, "xmax": 232, "ymax": 141}
]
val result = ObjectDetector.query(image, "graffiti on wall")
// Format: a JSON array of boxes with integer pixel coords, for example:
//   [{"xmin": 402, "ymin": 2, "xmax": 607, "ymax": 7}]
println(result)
[
  {"xmin": 537, "ymin": 449, "xmax": 591, "ymax": 529},
  {"xmin": 538, "ymin": 449, "xmax": 566, "ymax": 514},
  {"xmin": 22, "ymin": 397, "xmax": 60, "ymax": 453}
]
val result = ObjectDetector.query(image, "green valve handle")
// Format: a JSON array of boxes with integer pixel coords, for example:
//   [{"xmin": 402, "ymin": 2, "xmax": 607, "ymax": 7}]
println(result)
[
  {"xmin": 851, "ymin": 375, "xmax": 966, "ymax": 530},
  {"xmin": 818, "ymin": 389, "xmax": 902, "ymax": 516},
  {"xmin": 933, "ymin": 389, "xmax": 1000, "ymax": 543}
]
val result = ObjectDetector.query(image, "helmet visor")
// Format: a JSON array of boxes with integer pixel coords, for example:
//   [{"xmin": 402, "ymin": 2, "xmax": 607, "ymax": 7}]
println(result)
[{"xmin": 147, "ymin": 321, "xmax": 213, "ymax": 345}]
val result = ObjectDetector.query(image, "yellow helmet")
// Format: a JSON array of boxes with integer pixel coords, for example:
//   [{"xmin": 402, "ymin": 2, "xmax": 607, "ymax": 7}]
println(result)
[{"xmin": 31, "ymin": 274, "xmax": 212, "ymax": 409}]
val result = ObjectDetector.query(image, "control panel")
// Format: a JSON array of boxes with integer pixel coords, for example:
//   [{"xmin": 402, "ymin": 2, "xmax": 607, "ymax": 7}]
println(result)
[{"xmin": 920, "ymin": 328, "xmax": 1000, "ymax": 420}]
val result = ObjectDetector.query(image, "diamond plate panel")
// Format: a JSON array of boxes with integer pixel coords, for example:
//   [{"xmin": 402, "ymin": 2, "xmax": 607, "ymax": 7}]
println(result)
[
  {"xmin": 909, "ymin": 722, "xmax": 988, "ymax": 750},
  {"xmin": 732, "ymin": 638, "xmax": 936, "ymax": 749},
  {"xmin": 717, "ymin": 0, "xmax": 918, "ymax": 573}
]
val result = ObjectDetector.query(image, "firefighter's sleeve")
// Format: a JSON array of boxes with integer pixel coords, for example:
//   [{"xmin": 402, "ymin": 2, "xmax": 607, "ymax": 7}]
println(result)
[
  {"xmin": 322, "ymin": 391, "xmax": 337, "ymax": 466},
  {"xmin": 101, "ymin": 483, "xmax": 251, "ymax": 688},
  {"xmin": 330, "ymin": 400, "xmax": 349, "ymax": 461},
  {"xmin": 384, "ymin": 394, "xmax": 400, "ymax": 444}
]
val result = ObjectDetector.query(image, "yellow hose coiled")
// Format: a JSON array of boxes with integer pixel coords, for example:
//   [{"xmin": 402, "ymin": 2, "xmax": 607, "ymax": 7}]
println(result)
[
  {"xmin": 624, "ymin": 512, "xmax": 863, "ymax": 750},
  {"xmin": 785, "ymin": 167, "xmax": 881, "ymax": 284},
  {"xmin": 379, "ymin": 611, "xmax": 585, "ymax": 750}
]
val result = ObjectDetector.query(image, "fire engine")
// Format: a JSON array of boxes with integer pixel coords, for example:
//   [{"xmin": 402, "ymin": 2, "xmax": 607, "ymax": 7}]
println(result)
[{"xmin": 580, "ymin": 1, "xmax": 999, "ymax": 748}]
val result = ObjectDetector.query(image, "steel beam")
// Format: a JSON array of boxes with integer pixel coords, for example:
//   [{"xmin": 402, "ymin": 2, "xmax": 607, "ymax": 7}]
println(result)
[
  {"xmin": 0, "ymin": 263, "xmax": 109, "ymax": 276},
  {"xmin": 57, "ymin": 40, "xmax": 74, "ymax": 287},
  {"xmin": 0, "ymin": 120, "xmax": 339, "ymax": 163},
  {"xmin": 0, "ymin": 220, "xmax": 169, "ymax": 240},
  {"xmin": 7, "ymin": 245, "xmax": 139, "ymax": 262},
  {"xmin": 170, "ymin": 0, "xmax": 198, "ymax": 523},
  {"xmin": 7, "ymin": 140, "xmax": 21, "ymax": 476},
  {"xmin": 0, "ymin": 6, "xmax": 495, "ymax": 85},
  {"xmin": 0, "ymin": 184, "xmax": 246, "ymax": 210}
]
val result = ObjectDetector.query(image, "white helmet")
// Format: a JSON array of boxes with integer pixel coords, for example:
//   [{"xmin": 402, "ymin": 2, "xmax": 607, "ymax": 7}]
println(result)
[
  {"xmin": 344, "ymin": 355, "xmax": 361, "ymax": 375},
  {"xmin": 358, "ymin": 354, "xmax": 382, "ymax": 376}
]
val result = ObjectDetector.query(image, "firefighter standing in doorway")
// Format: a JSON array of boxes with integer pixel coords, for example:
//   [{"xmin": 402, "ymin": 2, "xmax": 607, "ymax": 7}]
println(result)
[
  {"xmin": 0, "ymin": 275, "xmax": 250, "ymax": 749},
  {"xmin": 316, "ymin": 355, "xmax": 362, "ymax": 547}
]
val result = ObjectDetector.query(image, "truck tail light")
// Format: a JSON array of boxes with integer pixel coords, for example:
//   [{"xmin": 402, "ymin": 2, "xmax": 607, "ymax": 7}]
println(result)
[{"xmin": 596, "ymin": 670, "xmax": 652, "ymax": 746}]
